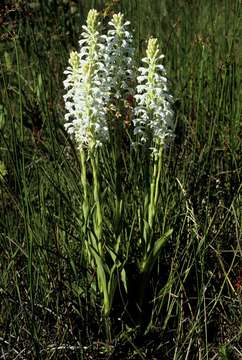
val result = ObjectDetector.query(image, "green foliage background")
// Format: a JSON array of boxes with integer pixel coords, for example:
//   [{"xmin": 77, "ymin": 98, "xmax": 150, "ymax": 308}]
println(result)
[{"xmin": 0, "ymin": 0, "xmax": 241, "ymax": 359}]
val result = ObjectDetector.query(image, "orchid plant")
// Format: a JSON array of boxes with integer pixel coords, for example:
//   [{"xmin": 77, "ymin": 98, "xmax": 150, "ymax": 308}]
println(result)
[{"xmin": 63, "ymin": 9, "xmax": 174, "ymax": 329}]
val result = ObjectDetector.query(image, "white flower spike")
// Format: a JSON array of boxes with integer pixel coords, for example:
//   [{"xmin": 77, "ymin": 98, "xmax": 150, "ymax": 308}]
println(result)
[
  {"xmin": 63, "ymin": 9, "xmax": 109, "ymax": 150},
  {"xmin": 102, "ymin": 12, "xmax": 135, "ymax": 101},
  {"xmin": 133, "ymin": 38, "xmax": 174, "ymax": 147}
]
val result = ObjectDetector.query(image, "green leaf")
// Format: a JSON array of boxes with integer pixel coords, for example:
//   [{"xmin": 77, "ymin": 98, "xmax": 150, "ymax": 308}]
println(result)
[
  {"xmin": 140, "ymin": 228, "xmax": 173, "ymax": 275},
  {"xmin": 121, "ymin": 268, "xmax": 128, "ymax": 293}
]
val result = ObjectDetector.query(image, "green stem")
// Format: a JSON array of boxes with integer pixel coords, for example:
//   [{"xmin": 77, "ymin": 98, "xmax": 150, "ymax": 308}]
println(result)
[
  {"xmin": 148, "ymin": 144, "xmax": 163, "ymax": 228},
  {"xmin": 154, "ymin": 145, "xmax": 163, "ymax": 208},
  {"xmin": 143, "ymin": 144, "xmax": 150, "ymax": 222},
  {"xmin": 148, "ymin": 151, "xmax": 158, "ymax": 228},
  {"xmin": 114, "ymin": 125, "xmax": 123, "ymax": 252},
  {"xmin": 89, "ymin": 150, "xmax": 110, "ymax": 319},
  {"xmin": 80, "ymin": 149, "xmax": 89, "ymax": 225},
  {"xmin": 90, "ymin": 151, "xmax": 103, "ymax": 254}
]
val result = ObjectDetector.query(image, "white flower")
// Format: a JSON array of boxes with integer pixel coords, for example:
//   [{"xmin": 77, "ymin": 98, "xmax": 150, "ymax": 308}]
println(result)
[
  {"xmin": 102, "ymin": 13, "xmax": 136, "ymax": 101},
  {"xmin": 63, "ymin": 9, "xmax": 109, "ymax": 150},
  {"xmin": 133, "ymin": 38, "xmax": 174, "ymax": 146}
]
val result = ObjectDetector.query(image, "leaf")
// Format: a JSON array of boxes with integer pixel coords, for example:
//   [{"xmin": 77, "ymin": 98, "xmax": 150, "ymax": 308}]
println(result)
[
  {"xmin": 140, "ymin": 229, "xmax": 173, "ymax": 275},
  {"xmin": 88, "ymin": 233, "xmax": 110, "ymax": 316},
  {"xmin": 121, "ymin": 268, "xmax": 128, "ymax": 293}
]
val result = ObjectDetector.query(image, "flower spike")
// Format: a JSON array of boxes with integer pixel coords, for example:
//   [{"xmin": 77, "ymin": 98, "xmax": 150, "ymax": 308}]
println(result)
[
  {"xmin": 133, "ymin": 38, "xmax": 174, "ymax": 147},
  {"xmin": 63, "ymin": 9, "xmax": 109, "ymax": 150}
]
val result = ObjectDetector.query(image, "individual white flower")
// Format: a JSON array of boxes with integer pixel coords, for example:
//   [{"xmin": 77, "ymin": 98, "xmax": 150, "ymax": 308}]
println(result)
[
  {"xmin": 133, "ymin": 38, "xmax": 174, "ymax": 146},
  {"xmin": 63, "ymin": 9, "xmax": 109, "ymax": 150}
]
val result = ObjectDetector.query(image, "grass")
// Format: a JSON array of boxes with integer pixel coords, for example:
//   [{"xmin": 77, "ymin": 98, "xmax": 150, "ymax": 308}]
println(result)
[{"xmin": 0, "ymin": 0, "xmax": 241, "ymax": 359}]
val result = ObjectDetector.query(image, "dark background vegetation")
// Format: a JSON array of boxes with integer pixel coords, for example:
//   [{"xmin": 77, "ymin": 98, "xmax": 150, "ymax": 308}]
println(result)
[{"xmin": 0, "ymin": 0, "xmax": 241, "ymax": 359}]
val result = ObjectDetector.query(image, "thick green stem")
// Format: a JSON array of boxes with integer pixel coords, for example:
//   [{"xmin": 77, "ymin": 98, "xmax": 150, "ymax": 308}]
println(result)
[
  {"xmin": 154, "ymin": 145, "xmax": 163, "ymax": 208},
  {"xmin": 114, "ymin": 125, "xmax": 123, "ymax": 252},
  {"xmin": 89, "ymin": 150, "xmax": 111, "ymax": 319},
  {"xmin": 148, "ymin": 154, "xmax": 158, "ymax": 228},
  {"xmin": 90, "ymin": 151, "xmax": 103, "ymax": 255},
  {"xmin": 80, "ymin": 149, "xmax": 89, "ymax": 225},
  {"xmin": 139, "ymin": 144, "xmax": 163, "ymax": 314},
  {"xmin": 148, "ymin": 144, "xmax": 163, "ymax": 229}
]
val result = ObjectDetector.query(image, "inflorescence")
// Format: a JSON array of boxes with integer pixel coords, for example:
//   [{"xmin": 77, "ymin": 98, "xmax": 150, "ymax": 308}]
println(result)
[{"xmin": 63, "ymin": 9, "xmax": 174, "ymax": 151}]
